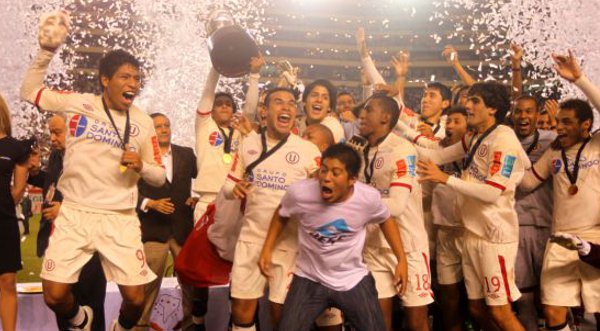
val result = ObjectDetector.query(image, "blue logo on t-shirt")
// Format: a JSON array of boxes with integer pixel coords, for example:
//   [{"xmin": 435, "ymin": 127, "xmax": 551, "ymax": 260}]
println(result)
[{"xmin": 310, "ymin": 219, "xmax": 352, "ymax": 245}]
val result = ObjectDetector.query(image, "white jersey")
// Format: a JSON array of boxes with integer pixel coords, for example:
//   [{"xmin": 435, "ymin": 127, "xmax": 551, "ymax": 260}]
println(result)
[
  {"xmin": 193, "ymin": 110, "xmax": 241, "ymax": 194},
  {"xmin": 457, "ymin": 125, "xmax": 526, "ymax": 243},
  {"xmin": 279, "ymin": 179, "xmax": 390, "ymax": 291},
  {"xmin": 358, "ymin": 133, "xmax": 428, "ymax": 252},
  {"xmin": 20, "ymin": 51, "xmax": 165, "ymax": 212},
  {"xmin": 515, "ymin": 130, "xmax": 556, "ymax": 227},
  {"xmin": 295, "ymin": 114, "xmax": 345, "ymax": 143},
  {"xmin": 226, "ymin": 132, "xmax": 321, "ymax": 249},
  {"xmin": 528, "ymin": 133, "xmax": 600, "ymax": 232}
]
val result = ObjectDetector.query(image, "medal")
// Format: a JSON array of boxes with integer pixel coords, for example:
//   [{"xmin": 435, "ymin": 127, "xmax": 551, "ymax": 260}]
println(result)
[
  {"xmin": 568, "ymin": 184, "xmax": 578, "ymax": 195},
  {"xmin": 561, "ymin": 137, "xmax": 590, "ymax": 197},
  {"xmin": 120, "ymin": 145, "xmax": 137, "ymax": 173},
  {"xmin": 222, "ymin": 153, "xmax": 233, "ymax": 164}
]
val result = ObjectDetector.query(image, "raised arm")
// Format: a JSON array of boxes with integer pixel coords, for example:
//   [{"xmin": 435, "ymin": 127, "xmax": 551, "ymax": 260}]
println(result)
[
  {"xmin": 195, "ymin": 67, "xmax": 220, "ymax": 133},
  {"xmin": 243, "ymin": 55, "xmax": 264, "ymax": 121},
  {"xmin": 20, "ymin": 10, "xmax": 74, "ymax": 111},
  {"xmin": 391, "ymin": 51, "xmax": 410, "ymax": 101},
  {"xmin": 510, "ymin": 43, "xmax": 524, "ymax": 100},
  {"xmin": 415, "ymin": 138, "xmax": 466, "ymax": 165},
  {"xmin": 442, "ymin": 45, "xmax": 476, "ymax": 87}
]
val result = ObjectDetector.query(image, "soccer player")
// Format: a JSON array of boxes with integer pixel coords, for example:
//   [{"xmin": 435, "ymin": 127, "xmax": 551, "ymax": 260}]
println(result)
[
  {"xmin": 224, "ymin": 87, "xmax": 321, "ymax": 331},
  {"xmin": 519, "ymin": 99, "xmax": 600, "ymax": 331},
  {"xmin": 296, "ymin": 79, "xmax": 345, "ymax": 143},
  {"xmin": 20, "ymin": 11, "xmax": 165, "ymax": 331},
  {"xmin": 353, "ymin": 94, "xmax": 433, "ymax": 331},
  {"xmin": 192, "ymin": 56, "xmax": 263, "ymax": 222},
  {"xmin": 416, "ymin": 82, "xmax": 527, "ymax": 331},
  {"xmin": 258, "ymin": 143, "xmax": 408, "ymax": 331},
  {"xmin": 511, "ymin": 95, "xmax": 556, "ymax": 330}
]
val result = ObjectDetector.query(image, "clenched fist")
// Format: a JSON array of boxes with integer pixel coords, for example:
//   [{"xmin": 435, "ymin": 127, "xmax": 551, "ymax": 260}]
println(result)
[{"xmin": 38, "ymin": 10, "xmax": 71, "ymax": 52}]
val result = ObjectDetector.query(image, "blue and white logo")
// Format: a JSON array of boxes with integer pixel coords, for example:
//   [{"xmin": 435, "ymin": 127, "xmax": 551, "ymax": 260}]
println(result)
[{"xmin": 310, "ymin": 219, "xmax": 352, "ymax": 245}]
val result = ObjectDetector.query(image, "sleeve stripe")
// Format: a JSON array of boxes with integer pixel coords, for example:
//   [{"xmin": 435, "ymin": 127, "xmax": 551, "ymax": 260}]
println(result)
[
  {"xmin": 227, "ymin": 174, "xmax": 241, "ymax": 183},
  {"xmin": 34, "ymin": 87, "xmax": 45, "ymax": 107},
  {"xmin": 413, "ymin": 134, "xmax": 424, "ymax": 143},
  {"xmin": 485, "ymin": 180, "xmax": 506, "ymax": 191},
  {"xmin": 531, "ymin": 167, "xmax": 544, "ymax": 182},
  {"xmin": 197, "ymin": 109, "xmax": 211, "ymax": 116},
  {"xmin": 390, "ymin": 182, "xmax": 412, "ymax": 192}
]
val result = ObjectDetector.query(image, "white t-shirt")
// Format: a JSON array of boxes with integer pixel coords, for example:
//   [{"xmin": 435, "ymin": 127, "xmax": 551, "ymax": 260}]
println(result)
[
  {"xmin": 279, "ymin": 179, "xmax": 390, "ymax": 291},
  {"xmin": 226, "ymin": 132, "xmax": 321, "ymax": 249},
  {"xmin": 514, "ymin": 130, "xmax": 556, "ymax": 227},
  {"xmin": 431, "ymin": 161, "xmax": 463, "ymax": 227},
  {"xmin": 193, "ymin": 110, "xmax": 241, "ymax": 194},
  {"xmin": 528, "ymin": 133, "xmax": 600, "ymax": 232},
  {"xmin": 359, "ymin": 133, "xmax": 428, "ymax": 252}
]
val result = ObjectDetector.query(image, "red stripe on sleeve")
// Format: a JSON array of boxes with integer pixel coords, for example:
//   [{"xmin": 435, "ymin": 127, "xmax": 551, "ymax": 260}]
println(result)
[
  {"xmin": 531, "ymin": 167, "xmax": 544, "ymax": 182},
  {"xmin": 390, "ymin": 182, "xmax": 412, "ymax": 192},
  {"xmin": 413, "ymin": 134, "xmax": 425, "ymax": 143},
  {"xmin": 485, "ymin": 180, "xmax": 506, "ymax": 191},
  {"xmin": 227, "ymin": 174, "xmax": 241, "ymax": 183},
  {"xmin": 498, "ymin": 255, "xmax": 514, "ymax": 302},
  {"xmin": 197, "ymin": 109, "xmax": 211, "ymax": 116},
  {"xmin": 35, "ymin": 87, "xmax": 45, "ymax": 108}
]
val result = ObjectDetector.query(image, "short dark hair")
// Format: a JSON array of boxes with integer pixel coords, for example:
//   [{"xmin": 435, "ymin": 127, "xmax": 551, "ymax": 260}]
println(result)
[
  {"xmin": 264, "ymin": 87, "xmax": 297, "ymax": 108},
  {"xmin": 560, "ymin": 99, "xmax": 594, "ymax": 126},
  {"xmin": 98, "ymin": 50, "xmax": 140, "ymax": 89},
  {"xmin": 337, "ymin": 91, "xmax": 354, "ymax": 101},
  {"xmin": 321, "ymin": 143, "xmax": 361, "ymax": 178},
  {"xmin": 307, "ymin": 123, "xmax": 335, "ymax": 148},
  {"xmin": 366, "ymin": 94, "xmax": 400, "ymax": 129},
  {"xmin": 451, "ymin": 84, "xmax": 469, "ymax": 106},
  {"xmin": 302, "ymin": 79, "xmax": 338, "ymax": 111},
  {"xmin": 468, "ymin": 82, "xmax": 511, "ymax": 123},
  {"xmin": 445, "ymin": 106, "xmax": 467, "ymax": 117},
  {"xmin": 150, "ymin": 112, "xmax": 169, "ymax": 120},
  {"xmin": 214, "ymin": 92, "xmax": 238, "ymax": 112},
  {"xmin": 514, "ymin": 95, "xmax": 540, "ymax": 110},
  {"xmin": 425, "ymin": 82, "xmax": 452, "ymax": 102}
]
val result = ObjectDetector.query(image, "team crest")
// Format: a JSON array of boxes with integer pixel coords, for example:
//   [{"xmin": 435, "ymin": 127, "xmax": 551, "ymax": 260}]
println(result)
[
  {"xmin": 375, "ymin": 157, "xmax": 384, "ymax": 169},
  {"xmin": 208, "ymin": 131, "xmax": 223, "ymax": 147},
  {"xmin": 286, "ymin": 152, "xmax": 300, "ymax": 164},
  {"xmin": 130, "ymin": 124, "xmax": 140, "ymax": 137},
  {"xmin": 477, "ymin": 144, "xmax": 488, "ymax": 158}
]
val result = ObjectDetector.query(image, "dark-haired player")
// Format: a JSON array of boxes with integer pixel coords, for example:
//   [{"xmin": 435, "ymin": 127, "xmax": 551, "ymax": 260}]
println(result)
[
  {"xmin": 354, "ymin": 94, "xmax": 432, "ymax": 331},
  {"xmin": 520, "ymin": 99, "xmax": 600, "ymax": 331},
  {"xmin": 417, "ymin": 82, "xmax": 527, "ymax": 331},
  {"xmin": 21, "ymin": 11, "xmax": 165, "ymax": 331},
  {"xmin": 297, "ymin": 79, "xmax": 345, "ymax": 143},
  {"xmin": 259, "ymin": 144, "xmax": 408, "ymax": 331}
]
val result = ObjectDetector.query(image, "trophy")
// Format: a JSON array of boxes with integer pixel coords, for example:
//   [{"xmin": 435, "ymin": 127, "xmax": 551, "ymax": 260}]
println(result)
[{"xmin": 206, "ymin": 9, "xmax": 260, "ymax": 78}]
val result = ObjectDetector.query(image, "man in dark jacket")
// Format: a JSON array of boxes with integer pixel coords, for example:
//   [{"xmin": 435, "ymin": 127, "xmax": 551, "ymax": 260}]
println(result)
[
  {"xmin": 136, "ymin": 113, "xmax": 198, "ymax": 330},
  {"xmin": 28, "ymin": 114, "xmax": 107, "ymax": 331}
]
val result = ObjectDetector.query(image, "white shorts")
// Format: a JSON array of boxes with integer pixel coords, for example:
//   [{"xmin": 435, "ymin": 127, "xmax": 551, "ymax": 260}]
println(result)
[
  {"xmin": 515, "ymin": 225, "xmax": 550, "ymax": 290},
  {"xmin": 541, "ymin": 228, "xmax": 600, "ymax": 313},
  {"xmin": 462, "ymin": 232, "xmax": 521, "ymax": 306},
  {"xmin": 41, "ymin": 203, "xmax": 156, "ymax": 286},
  {"xmin": 364, "ymin": 246, "xmax": 434, "ymax": 306},
  {"xmin": 436, "ymin": 227, "xmax": 464, "ymax": 285},
  {"xmin": 230, "ymin": 241, "xmax": 296, "ymax": 304}
]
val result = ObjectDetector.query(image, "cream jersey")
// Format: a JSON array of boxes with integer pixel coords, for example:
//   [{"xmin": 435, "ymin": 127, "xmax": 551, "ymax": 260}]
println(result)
[
  {"xmin": 515, "ymin": 130, "xmax": 556, "ymax": 227},
  {"xmin": 457, "ymin": 125, "xmax": 527, "ymax": 243},
  {"xmin": 226, "ymin": 132, "xmax": 321, "ymax": 250},
  {"xmin": 295, "ymin": 114, "xmax": 345, "ymax": 143},
  {"xmin": 193, "ymin": 111, "xmax": 241, "ymax": 194},
  {"xmin": 358, "ymin": 133, "xmax": 428, "ymax": 252},
  {"xmin": 527, "ymin": 133, "xmax": 600, "ymax": 232},
  {"xmin": 20, "ymin": 51, "xmax": 165, "ymax": 212},
  {"xmin": 432, "ymin": 161, "xmax": 463, "ymax": 227}
]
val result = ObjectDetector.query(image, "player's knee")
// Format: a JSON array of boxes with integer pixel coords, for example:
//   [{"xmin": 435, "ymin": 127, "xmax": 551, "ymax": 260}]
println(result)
[
  {"xmin": 43, "ymin": 288, "xmax": 68, "ymax": 308},
  {"xmin": 406, "ymin": 306, "xmax": 429, "ymax": 330},
  {"xmin": 0, "ymin": 274, "xmax": 16, "ymax": 291},
  {"xmin": 468, "ymin": 301, "xmax": 486, "ymax": 321},
  {"xmin": 543, "ymin": 305, "xmax": 568, "ymax": 325},
  {"xmin": 231, "ymin": 300, "xmax": 255, "ymax": 324}
]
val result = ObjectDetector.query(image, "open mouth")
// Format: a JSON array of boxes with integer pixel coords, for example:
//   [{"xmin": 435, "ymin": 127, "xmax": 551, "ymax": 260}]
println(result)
[
  {"xmin": 123, "ymin": 91, "xmax": 136, "ymax": 101},
  {"xmin": 517, "ymin": 121, "xmax": 530, "ymax": 131},
  {"xmin": 321, "ymin": 185, "xmax": 333, "ymax": 199},
  {"xmin": 278, "ymin": 113, "xmax": 292, "ymax": 124}
]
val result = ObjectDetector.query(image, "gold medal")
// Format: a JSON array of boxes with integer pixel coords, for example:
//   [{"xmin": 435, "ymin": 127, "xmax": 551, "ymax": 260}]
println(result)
[
  {"xmin": 568, "ymin": 184, "xmax": 578, "ymax": 195},
  {"xmin": 223, "ymin": 153, "xmax": 233, "ymax": 164}
]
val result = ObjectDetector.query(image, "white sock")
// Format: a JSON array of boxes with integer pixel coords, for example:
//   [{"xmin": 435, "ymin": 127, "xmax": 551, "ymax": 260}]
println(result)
[
  {"xmin": 232, "ymin": 324, "xmax": 256, "ymax": 331},
  {"xmin": 68, "ymin": 306, "xmax": 86, "ymax": 327}
]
